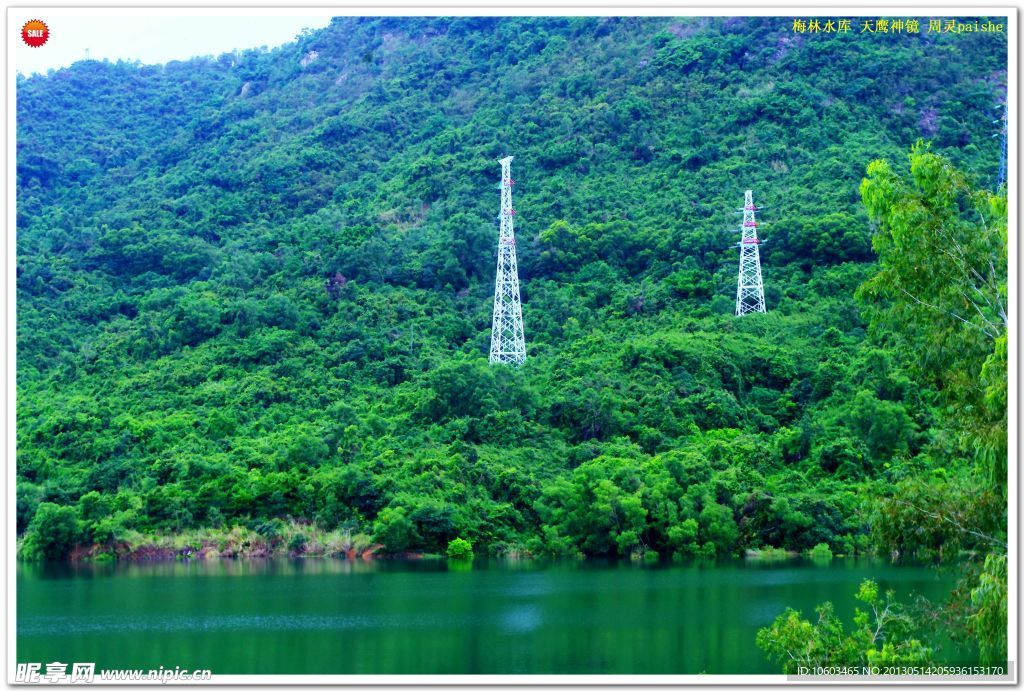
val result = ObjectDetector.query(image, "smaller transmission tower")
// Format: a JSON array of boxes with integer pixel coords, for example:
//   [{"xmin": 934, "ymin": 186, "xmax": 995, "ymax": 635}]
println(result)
[
  {"xmin": 489, "ymin": 156, "xmax": 526, "ymax": 366},
  {"xmin": 734, "ymin": 190, "xmax": 766, "ymax": 316}
]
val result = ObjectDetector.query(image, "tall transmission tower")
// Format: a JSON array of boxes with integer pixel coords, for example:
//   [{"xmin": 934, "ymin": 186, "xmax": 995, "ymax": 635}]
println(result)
[
  {"xmin": 489, "ymin": 156, "xmax": 526, "ymax": 366},
  {"xmin": 734, "ymin": 189, "xmax": 766, "ymax": 316}
]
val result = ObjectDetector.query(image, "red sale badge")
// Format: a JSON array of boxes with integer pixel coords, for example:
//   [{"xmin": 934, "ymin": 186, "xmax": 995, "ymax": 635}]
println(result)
[{"xmin": 22, "ymin": 19, "xmax": 48, "ymax": 47}]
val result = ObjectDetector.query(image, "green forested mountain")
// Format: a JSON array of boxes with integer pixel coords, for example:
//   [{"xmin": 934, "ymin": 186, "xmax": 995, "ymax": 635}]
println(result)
[{"xmin": 16, "ymin": 17, "xmax": 1007, "ymax": 569}]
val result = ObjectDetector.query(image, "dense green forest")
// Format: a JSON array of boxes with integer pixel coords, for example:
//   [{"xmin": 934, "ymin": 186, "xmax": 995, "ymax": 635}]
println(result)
[{"xmin": 17, "ymin": 14, "xmax": 1006, "ymax": 586}]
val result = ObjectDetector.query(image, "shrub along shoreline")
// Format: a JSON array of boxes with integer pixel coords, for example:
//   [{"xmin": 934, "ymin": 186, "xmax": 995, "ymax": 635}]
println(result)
[
  {"xmin": 18, "ymin": 516, "xmax": 846, "ymax": 563},
  {"xmin": 20, "ymin": 521, "xmax": 382, "ymax": 562}
]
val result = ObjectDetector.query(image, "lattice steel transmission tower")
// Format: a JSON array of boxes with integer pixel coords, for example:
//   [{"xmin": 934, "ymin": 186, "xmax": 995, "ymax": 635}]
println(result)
[
  {"xmin": 489, "ymin": 156, "xmax": 526, "ymax": 366},
  {"xmin": 734, "ymin": 189, "xmax": 766, "ymax": 316}
]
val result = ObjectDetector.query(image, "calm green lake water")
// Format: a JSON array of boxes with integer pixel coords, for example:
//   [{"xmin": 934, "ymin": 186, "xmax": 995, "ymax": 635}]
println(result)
[{"xmin": 18, "ymin": 557, "xmax": 971, "ymax": 675}]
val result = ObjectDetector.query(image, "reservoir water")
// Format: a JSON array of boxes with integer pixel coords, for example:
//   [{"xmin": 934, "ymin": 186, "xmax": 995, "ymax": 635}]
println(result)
[{"xmin": 17, "ymin": 557, "xmax": 971, "ymax": 675}]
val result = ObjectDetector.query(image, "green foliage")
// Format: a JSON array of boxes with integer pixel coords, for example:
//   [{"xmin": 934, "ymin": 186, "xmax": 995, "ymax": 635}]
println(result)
[
  {"xmin": 859, "ymin": 142, "xmax": 1008, "ymax": 494},
  {"xmin": 748, "ymin": 545, "xmax": 792, "ymax": 560},
  {"xmin": 288, "ymin": 532, "xmax": 308, "ymax": 554},
  {"xmin": 13, "ymin": 18, "xmax": 1006, "ymax": 572},
  {"xmin": 667, "ymin": 518, "xmax": 698, "ymax": 557},
  {"xmin": 373, "ymin": 507, "xmax": 416, "ymax": 553},
  {"xmin": 856, "ymin": 145, "xmax": 1007, "ymax": 671},
  {"xmin": 808, "ymin": 542, "xmax": 833, "ymax": 560},
  {"xmin": 446, "ymin": 537, "xmax": 473, "ymax": 559},
  {"xmin": 16, "ymin": 483, "xmax": 44, "ymax": 533},
  {"xmin": 22, "ymin": 503, "xmax": 80, "ymax": 560},
  {"xmin": 756, "ymin": 603, "xmax": 858, "ymax": 673},
  {"xmin": 869, "ymin": 475, "xmax": 1004, "ymax": 561},
  {"xmin": 699, "ymin": 502, "xmax": 739, "ymax": 557},
  {"xmin": 969, "ymin": 554, "xmax": 1007, "ymax": 665},
  {"xmin": 756, "ymin": 580, "xmax": 931, "ymax": 673}
]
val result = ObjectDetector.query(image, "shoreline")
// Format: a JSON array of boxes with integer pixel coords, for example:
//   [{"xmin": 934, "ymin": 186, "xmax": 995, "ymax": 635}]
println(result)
[{"xmin": 19, "ymin": 536, "xmax": 849, "ymax": 565}]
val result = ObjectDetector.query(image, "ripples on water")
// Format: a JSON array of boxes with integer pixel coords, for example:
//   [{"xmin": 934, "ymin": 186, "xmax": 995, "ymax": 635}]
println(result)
[
  {"xmin": 20, "ymin": 612, "xmax": 486, "ymax": 635},
  {"xmin": 17, "ymin": 557, "xmax": 964, "ymax": 675}
]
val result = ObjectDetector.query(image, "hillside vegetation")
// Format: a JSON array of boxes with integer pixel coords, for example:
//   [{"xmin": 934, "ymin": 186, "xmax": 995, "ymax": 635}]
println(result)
[{"xmin": 16, "ymin": 17, "xmax": 1006, "ymax": 570}]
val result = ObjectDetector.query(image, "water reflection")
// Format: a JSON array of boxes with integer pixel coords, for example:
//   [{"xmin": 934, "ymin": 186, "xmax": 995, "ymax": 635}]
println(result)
[
  {"xmin": 17, "ymin": 557, "xmax": 969, "ymax": 675},
  {"xmin": 500, "ymin": 604, "xmax": 543, "ymax": 634}
]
